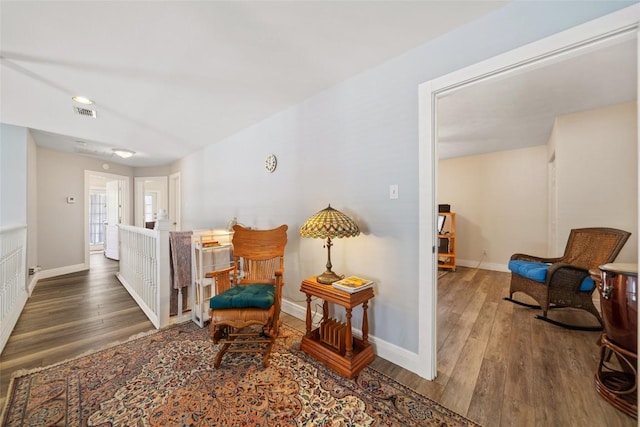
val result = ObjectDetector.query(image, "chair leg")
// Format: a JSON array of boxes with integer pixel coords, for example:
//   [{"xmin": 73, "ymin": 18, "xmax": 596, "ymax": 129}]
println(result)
[
  {"xmin": 214, "ymin": 335, "xmax": 236, "ymax": 368},
  {"xmin": 262, "ymin": 339, "xmax": 274, "ymax": 368}
]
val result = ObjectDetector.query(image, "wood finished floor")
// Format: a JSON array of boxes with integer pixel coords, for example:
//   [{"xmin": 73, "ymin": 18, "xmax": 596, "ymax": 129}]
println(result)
[{"xmin": 0, "ymin": 256, "xmax": 635, "ymax": 426}]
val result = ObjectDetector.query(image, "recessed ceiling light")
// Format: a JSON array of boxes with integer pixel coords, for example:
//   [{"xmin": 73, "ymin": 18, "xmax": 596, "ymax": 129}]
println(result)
[
  {"xmin": 112, "ymin": 148, "xmax": 135, "ymax": 159},
  {"xmin": 72, "ymin": 96, "xmax": 94, "ymax": 105}
]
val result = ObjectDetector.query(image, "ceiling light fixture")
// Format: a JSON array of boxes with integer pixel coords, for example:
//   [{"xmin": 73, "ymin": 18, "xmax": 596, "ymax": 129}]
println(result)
[
  {"xmin": 112, "ymin": 148, "xmax": 135, "ymax": 159},
  {"xmin": 72, "ymin": 96, "xmax": 94, "ymax": 105}
]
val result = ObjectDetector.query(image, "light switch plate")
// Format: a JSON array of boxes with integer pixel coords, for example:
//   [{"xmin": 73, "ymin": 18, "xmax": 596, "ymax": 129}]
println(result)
[{"xmin": 389, "ymin": 185, "xmax": 398, "ymax": 199}]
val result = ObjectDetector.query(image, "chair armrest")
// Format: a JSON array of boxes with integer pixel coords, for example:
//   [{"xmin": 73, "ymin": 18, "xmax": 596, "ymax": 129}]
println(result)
[
  {"xmin": 546, "ymin": 263, "xmax": 590, "ymax": 291},
  {"xmin": 205, "ymin": 266, "xmax": 235, "ymax": 294},
  {"xmin": 204, "ymin": 266, "xmax": 235, "ymax": 278},
  {"xmin": 511, "ymin": 253, "xmax": 562, "ymax": 263}
]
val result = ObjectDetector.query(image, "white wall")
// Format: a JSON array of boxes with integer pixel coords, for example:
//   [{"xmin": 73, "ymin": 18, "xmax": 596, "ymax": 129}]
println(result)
[
  {"xmin": 0, "ymin": 124, "xmax": 27, "ymax": 227},
  {"xmin": 27, "ymin": 131, "xmax": 38, "ymax": 277},
  {"xmin": 438, "ymin": 146, "xmax": 548, "ymax": 271},
  {"xmin": 176, "ymin": 2, "xmax": 635, "ymax": 356},
  {"xmin": 36, "ymin": 148, "xmax": 134, "ymax": 270},
  {"xmin": 553, "ymin": 102, "xmax": 638, "ymax": 262}
]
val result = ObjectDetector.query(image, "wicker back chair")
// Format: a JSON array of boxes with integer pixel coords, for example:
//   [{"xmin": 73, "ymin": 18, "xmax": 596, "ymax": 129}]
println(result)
[
  {"xmin": 206, "ymin": 224, "xmax": 288, "ymax": 368},
  {"xmin": 505, "ymin": 227, "xmax": 630, "ymax": 330}
]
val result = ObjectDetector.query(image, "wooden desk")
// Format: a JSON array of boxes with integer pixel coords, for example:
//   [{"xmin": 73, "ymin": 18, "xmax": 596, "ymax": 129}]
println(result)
[{"xmin": 299, "ymin": 277, "xmax": 374, "ymax": 379}]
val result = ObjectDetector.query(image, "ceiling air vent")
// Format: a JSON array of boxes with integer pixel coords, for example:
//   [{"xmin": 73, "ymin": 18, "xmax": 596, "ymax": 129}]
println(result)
[{"xmin": 72, "ymin": 106, "xmax": 97, "ymax": 118}]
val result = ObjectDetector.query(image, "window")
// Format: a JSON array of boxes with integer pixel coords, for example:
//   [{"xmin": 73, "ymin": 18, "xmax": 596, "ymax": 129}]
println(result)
[
  {"xmin": 89, "ymin": 191, "xmax": 107, "ymax": 245},
  {"xmin": 144, "ymin": 192, "xmax": 157, "ymax": 222}
]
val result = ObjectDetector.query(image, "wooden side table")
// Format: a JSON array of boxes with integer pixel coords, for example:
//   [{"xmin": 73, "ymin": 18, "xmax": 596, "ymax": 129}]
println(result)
[{"xmin": 299, "ymin": 276, "xmax": 374, "ymax": 379}]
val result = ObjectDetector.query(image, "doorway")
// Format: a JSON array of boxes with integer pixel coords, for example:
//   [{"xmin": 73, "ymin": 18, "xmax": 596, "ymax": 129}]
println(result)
[
  {"xmin": 134, "ymin": 176, "xmax": 168, "ymax": 228},
  {"xmin": 84, "ymin": 171, "xmax": 130, "ymax": 267},
  {"xmin": 418, "ymin": 8, "xmax": 638, "ymax": 380}
]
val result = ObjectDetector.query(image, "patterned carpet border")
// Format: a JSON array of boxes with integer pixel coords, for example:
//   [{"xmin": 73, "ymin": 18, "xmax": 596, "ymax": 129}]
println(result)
[{"xmin": 1, "ymin": 321, "xmax": 481, "ymax": 426}]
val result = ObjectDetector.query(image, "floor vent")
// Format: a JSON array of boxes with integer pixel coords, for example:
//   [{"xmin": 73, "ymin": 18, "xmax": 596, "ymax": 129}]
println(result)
[{"xmin": 73, "ymin": 106, "xmax": 97, "ymax": 118}]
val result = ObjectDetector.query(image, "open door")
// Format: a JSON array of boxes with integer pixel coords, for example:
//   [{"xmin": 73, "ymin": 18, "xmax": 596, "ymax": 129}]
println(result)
[
  {"xmin": 104, "ymin": 179, "xmax": 122, "ymax": 260},
  {"xmin": 84, "ymin": 170, "xmax": 130, "ymax": 267}
]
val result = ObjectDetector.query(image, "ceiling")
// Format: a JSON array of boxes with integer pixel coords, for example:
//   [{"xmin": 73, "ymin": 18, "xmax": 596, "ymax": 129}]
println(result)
[
  {"xmin": 437, "ymin": 34, "xmax": 637, "ymax": 159},
  {"xmin": 1, "ymin": 0, "xmax": 509, "ymax": 167}
]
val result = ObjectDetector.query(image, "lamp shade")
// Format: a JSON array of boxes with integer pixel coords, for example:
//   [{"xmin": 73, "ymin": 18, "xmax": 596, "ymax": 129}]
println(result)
[
  {"xmin": 300, "ymin": 205, "xmax": 360, "ymax": 284},
  {"xmin": 299, "ymin": 205, "xmax": 360, "ymax": 239}
]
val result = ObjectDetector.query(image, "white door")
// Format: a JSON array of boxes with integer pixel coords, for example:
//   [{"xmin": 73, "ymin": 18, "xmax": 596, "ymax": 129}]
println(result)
[{"xmin": 104, "ymin": 179, "xmax": 121, "ymax": 260}]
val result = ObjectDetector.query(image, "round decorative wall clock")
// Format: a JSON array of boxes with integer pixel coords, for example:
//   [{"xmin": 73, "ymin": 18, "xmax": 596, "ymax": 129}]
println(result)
[{"xmin": 265, "ymin": 154, "xmax": 277, "ymax": 173}]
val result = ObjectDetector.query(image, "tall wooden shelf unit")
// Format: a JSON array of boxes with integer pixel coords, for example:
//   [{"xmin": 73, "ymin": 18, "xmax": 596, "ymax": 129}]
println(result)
[{"xmin": 438, "ymin": 212, "xmax": 456, "ymax": 271}]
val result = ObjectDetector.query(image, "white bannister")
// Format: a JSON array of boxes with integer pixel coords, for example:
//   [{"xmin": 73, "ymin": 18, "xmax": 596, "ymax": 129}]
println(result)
[
  {"xmin": 117, "ymin": 213, "xmax": 172, "ymax": 329},
  {"xmin": 1, "ymin": 224, "xmax": 28, "ymax": 354}
]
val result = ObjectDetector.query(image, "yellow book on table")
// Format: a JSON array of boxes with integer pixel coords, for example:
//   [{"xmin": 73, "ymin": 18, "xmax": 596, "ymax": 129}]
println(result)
[{"xmin": 332, "ymin": 276, "xmax": 374, "ymax": 293}]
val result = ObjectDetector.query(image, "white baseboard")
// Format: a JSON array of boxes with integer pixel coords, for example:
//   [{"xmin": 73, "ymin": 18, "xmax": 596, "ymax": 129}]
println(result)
[
  {"xmin": 457, "ymin": 259, "xmax": 509, "ymax": 272},
  {"xmin": 27, "ymin": 273, "xmax": 39, "ymax": 295},
  {"xmin": 39, "ymin": 263, "xmax": 89, "ymax": 280},
  {"xmin": 171, "ymin": 313, "xmax": 192, "ymax": 326},
  {"xmin": 281, "ymin": 297, "xmax": 423, "ymax": 377},
  {"xmin": 281, "ymin": 298, "xmax": 322, "ymax": 325}
]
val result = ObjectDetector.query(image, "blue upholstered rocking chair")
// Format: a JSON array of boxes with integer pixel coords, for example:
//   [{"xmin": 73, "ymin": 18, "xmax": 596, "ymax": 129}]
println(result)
[{"xmin": 505, "ymin": 227, "xmax": 630, "ymax": 331}]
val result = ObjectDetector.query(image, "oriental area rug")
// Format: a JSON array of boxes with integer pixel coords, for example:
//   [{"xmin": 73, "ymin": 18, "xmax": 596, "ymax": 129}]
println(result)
[{"xmin": 1, "ymin": 322, "xmax": 479, "ymax": 426}]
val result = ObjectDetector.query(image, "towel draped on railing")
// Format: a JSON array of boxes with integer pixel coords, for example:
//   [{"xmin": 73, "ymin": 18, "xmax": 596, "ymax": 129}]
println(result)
[{"xmin": 169, "ymin": 231, "xmax": 193, "ymax": 315}]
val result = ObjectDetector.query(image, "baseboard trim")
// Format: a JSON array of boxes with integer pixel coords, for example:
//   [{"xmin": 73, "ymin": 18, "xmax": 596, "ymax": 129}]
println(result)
[
  {"xmin": 281, "ymin": 298, "xmax": 322, "ymax": 325},
  {"xmin": 457, "ymin": 259, "xmax": 509, "ymax": 272},
  {"xmin": 27, "ymin": 273, "xmax": 38, "ymax": 295},
  {"xmin": 39, "ymin": 263, "xmax": 89, "ymax": 280}
]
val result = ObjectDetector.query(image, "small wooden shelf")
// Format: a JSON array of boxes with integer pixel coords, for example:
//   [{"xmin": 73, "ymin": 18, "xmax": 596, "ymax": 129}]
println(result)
[
  {"xmin": 438, "ymin": 212, "xmax": 456, "ymax": 271},
  {"xmin": 300, "ymin": 277, "xmax": 375, "ymax": 379}
]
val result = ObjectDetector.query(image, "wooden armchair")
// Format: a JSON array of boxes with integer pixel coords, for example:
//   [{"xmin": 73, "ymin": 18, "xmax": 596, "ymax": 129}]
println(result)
[
  {"xmin": 505, "ymin": 227, "xmax": 630, "ymax": 330},
  {"xmin": 205, "ymin": 224, "xmax": 287, "ymax": 368}
]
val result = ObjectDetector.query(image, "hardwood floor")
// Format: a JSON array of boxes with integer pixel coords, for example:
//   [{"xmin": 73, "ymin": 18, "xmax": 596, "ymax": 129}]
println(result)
[
  {"xmin": 0, "ymin": 254, "xmax": 155, "ymax": 410},
  {"xmin": 1, "ymin": 259, "xmax": 635, "ymax": 426}
]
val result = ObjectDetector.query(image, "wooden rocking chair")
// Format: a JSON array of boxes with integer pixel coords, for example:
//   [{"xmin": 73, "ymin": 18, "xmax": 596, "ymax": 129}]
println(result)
[{"xmin": 205, "ymin": 224, "xmax": 287, "ymax": 368}]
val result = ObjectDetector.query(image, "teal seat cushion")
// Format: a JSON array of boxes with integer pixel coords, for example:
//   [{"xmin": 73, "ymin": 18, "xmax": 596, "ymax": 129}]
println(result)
[
  {"xmin": 508, "ymin": 260, "xmax": 595, "ymax": 292},
  {"xmin": 210, "ymin": 284, "xmax": 275, "ymax": 310}
]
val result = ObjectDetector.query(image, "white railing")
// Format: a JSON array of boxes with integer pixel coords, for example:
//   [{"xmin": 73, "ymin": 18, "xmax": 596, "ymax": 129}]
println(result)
[
  {"xmin": 117, "ymin": 216, "xmax": 173, "ymax": 329},
  {"xmin": 1, "ymin": 224, "xmax": 28, "ymax": 354}
]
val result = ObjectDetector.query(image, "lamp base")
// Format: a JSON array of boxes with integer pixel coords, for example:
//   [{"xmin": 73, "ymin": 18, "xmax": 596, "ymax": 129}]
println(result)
[{"xmin": 317, "ymin": 270, "xmax": 342, "ymax": 285}]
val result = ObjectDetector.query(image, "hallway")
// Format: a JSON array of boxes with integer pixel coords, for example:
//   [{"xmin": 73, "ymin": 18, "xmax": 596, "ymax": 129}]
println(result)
[{"xmin": 0, "ymin": 254, "xmax": 154, "ymax": 407}]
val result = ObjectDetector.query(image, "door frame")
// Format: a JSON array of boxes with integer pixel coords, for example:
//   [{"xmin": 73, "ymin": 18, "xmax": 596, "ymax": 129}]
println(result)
[
  {"xmin": 169, "ymin": 172, "xmax": 181, "ymax": 231},
  {"xmin": 134, "ymin": 176, "xmax": 168, "ymax": 227},
  {"xmin": 84, "ymin": 170, "xmax": 130, "ymax": 268},
  {"xmin": 417, "ymin": 6, "xmax": 638, "ymax": 380}
]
